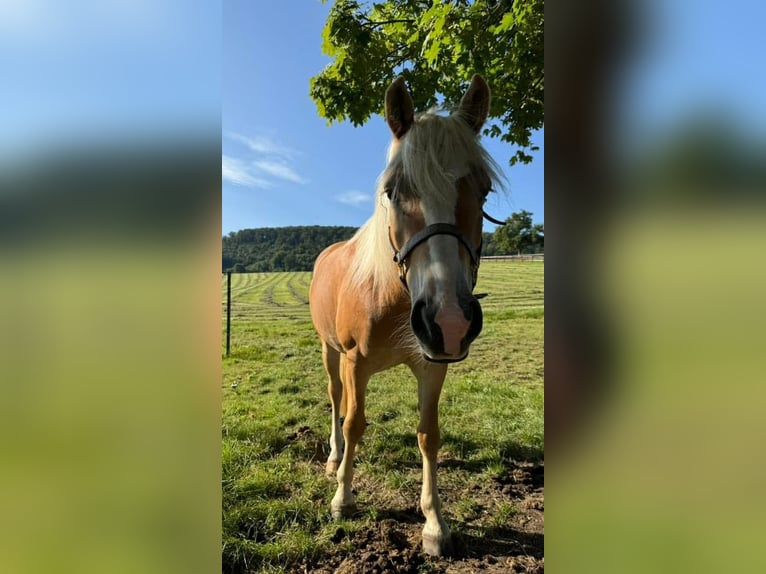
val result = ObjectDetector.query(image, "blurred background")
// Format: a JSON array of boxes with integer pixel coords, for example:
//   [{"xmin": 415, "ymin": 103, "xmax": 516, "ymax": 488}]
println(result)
[
  {"xmin": 547, "ymin": 0, "xmax": 766, "ymax": 571},
  {"xmin": 0, "ymin": 1, "xmax": 220, "ymax": 573}
]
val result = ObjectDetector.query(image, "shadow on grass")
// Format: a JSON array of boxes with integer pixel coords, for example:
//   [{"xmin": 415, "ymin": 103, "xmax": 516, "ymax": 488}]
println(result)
[
  {"xmin": 370, "ymin": 507, "xmax": 544, "ymax": 562},
  {"xmin": 441, "ymin": 432, "xmax": 543, "ymax": 467},
  {"xmin": 375, "ymin": 505, "xmax": 422, "ymax": 524},
  {"xmin": 368, "ymin": 432, "xmax": 543, "ymax": 472},
  {"xmin": 455, "ymin": 526, "xmax": 544, "ymax": 560}
]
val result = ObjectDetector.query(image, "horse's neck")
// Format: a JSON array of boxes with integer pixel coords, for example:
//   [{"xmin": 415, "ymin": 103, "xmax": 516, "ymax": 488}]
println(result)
[{"xmin": 345, "ymin": 213, "xmax": 404, "ymax": 307}]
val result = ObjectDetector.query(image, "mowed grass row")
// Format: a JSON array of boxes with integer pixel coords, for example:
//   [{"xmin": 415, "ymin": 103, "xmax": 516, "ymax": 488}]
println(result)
[
  {"xmin": 477, "ymin": 260, "xmax": 544, "ymax": 313},
  {"xmin": 222, "ymin": 262, "xmax": 543, "ymax": 573},
  {"xmin": 223, "ymin": 272, "xmax": 313, "ymax": 322},
  {"xmin": 221, "ymin": 261, "xmax": 543, "ymax": 324}
]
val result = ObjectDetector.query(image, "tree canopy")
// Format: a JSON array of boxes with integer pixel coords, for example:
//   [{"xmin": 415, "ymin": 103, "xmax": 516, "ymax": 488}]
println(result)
[
  {"xmin": 311, "ymin": 0, "xmax": 544, "ymax": 165},
  {"xmin": 492, "ymin": 210, "xmax": 544, "ymax": 255}
]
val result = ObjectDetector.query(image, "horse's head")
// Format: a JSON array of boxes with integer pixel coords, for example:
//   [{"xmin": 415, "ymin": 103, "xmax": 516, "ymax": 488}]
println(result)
[{"xmin": 382, "ymin": 75, "xmax": 498, "ymax": 363}]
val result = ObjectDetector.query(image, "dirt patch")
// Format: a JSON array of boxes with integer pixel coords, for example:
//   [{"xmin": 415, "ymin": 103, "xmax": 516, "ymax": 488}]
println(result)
[
  {"xmin": 284, "ymin": 426, "xmax": 328, "ymax": 463},
  {"xmin": 297, "ymin": 460, "xmax": 544, "ymax": 573}
]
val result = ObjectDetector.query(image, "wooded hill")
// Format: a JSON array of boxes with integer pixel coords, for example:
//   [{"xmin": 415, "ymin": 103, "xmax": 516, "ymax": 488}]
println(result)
[{"xmin": 222, "ymin": 226, "xmax": 510, "ymax": 272}]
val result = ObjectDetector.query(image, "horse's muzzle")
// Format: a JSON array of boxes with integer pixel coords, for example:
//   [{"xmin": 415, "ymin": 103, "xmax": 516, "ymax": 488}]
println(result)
[{"xmin": 410, "ymin": 297, "xmax": 483, "ymax": 362}]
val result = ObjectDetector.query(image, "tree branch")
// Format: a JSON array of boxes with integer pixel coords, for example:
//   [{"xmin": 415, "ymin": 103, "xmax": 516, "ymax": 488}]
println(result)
[{"xmin": 360, "ymin": 18, "xmax": 415, "ymax": 29}]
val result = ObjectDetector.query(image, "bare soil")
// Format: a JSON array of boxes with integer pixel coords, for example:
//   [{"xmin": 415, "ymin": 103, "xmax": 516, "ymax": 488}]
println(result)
[{"xmin": 297, "ymin": 460, "xmax": 544, "ymax": 574}]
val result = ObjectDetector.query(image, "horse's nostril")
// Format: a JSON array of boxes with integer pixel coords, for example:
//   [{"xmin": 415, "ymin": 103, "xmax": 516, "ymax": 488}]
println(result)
[
  {"xmin": 463, "ymin": 298, "xmax": 474, "ymax": 322},
  {"xmin": 465, "ymin": 298, "xmax": 483, "ymax": 343},
  {"xmin": 410, "ymin": 299, "xmax": 445, "ymax": 355},
  {"xmin": 411, "ymin": 299, "xmax": 427, "ymax": 334}
]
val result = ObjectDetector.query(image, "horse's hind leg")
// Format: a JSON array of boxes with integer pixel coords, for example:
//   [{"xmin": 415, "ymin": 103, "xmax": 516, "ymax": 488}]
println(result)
[
  {"xmin": 323, "ymin": 342, "xmax": 344, "ymax": 476},
  {"xmin": 331, "ymin": 350, "xmax": 368, "ymax": 519},
  {"xmin": 410, "ymin": 361, "xmax": 453, "ymax": 556}
]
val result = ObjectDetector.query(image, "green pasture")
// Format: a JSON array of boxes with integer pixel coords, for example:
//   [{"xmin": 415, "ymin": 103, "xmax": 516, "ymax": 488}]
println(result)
[{"xmin": 222, "ymin": 261, "xmax": 544, "ymax": 573}]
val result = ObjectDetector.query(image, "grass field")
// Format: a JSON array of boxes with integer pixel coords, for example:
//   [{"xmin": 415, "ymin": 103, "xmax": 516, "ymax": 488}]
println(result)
[{"xmin": 222, "ymin": 261, "xmax": 544, "ymax": 573}]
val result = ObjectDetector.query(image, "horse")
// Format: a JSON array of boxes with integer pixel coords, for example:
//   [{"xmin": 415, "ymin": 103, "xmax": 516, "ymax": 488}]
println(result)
[{"xmin": 309, "ymin": 74, "xmax": 502, "ymax": 557}]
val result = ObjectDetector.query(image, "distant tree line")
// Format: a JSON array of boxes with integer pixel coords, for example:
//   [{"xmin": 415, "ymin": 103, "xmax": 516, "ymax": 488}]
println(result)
[
  {"xmin": 223, "ymin": 214, "xmax": 543, "ymax": 272},
  {"xmin": 223, "ymin": 226, "xmax": 357, "ymax": 272}
]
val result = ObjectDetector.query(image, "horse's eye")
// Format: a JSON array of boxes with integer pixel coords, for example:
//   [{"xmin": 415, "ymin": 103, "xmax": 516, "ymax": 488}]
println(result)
[{"xmin": 384, "ymin": 186, "xmax": 395, "ymax": 201}]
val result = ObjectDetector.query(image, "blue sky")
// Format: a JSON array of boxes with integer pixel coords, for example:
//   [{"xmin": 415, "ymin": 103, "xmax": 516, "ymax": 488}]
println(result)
[
  {"xmin": 222, "ymin": 0, "xmax": 544, "ymax": 234},
  {"xmin": 2, "ymin": 0, "xmax": 763, "ymax": 233},
  {"xmin": 0, "ymin": 0, "xmax": 219, "ymax": 162},
  {"xmin": 621, "ymin": 0, "xmax": 766, "ymax": 147}
]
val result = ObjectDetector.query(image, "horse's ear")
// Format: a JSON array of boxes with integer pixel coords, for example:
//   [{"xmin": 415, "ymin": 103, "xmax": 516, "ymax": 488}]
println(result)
[
  {"xmin": 385, "ymin": 77, "xmax": 415, "ymax": 139},
  {"xmin": 456, "ymin": 74, "xmax": 491, "ymax": 134}
]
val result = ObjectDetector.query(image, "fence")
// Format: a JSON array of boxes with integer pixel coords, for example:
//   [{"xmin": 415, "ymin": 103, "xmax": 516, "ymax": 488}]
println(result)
[
  {"xmin": 225, "ymin": 271, "xmax": 231, "ymax": 356},
  {"xmin": 481, "ymin": 254, "xmax": 544, "ymax": 262}
]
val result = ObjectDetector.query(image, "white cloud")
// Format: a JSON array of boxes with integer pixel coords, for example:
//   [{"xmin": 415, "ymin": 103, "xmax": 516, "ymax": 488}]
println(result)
[
  {"xmin": 222, "ymin": 155, "xmax": 271, "ymax": 188},
  {"xmin": 226, "ymin": 132, "xmax": 297, "ymax": 159},
  {"xmin": 224, "ymin": 131, "xmax": 307, "ymax": 187},
  {"xmin": 253, "ymin": 159, "xmax": 307, "ymax": 184},
  {"xmin": 335, "ymin": 190, "xmax": 373, "ymax": 207}
]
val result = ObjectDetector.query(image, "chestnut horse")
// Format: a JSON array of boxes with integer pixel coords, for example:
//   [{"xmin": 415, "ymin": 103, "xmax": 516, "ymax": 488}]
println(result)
[{"xmin": 309, "ymin": 75, "xmax": 501, "ymax": 556}]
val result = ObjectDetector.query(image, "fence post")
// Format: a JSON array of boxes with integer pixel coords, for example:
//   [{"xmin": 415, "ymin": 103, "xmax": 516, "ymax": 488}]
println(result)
[{"xmin": 226, "ymin": 271, "xmax": 232, "ymax": 357}]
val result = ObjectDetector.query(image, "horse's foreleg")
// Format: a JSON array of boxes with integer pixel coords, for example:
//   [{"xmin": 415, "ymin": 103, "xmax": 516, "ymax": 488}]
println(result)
[
  {"xmin": 412, "ymin": 362, "xmax": 452, "ymax": 556},
  {"xmin": 323, "ymin": 342, "xmax": 344, "ymax": 476},
  {"xmin": 331, "ymin": 351, "xmax": 368, "ymax": 519}
]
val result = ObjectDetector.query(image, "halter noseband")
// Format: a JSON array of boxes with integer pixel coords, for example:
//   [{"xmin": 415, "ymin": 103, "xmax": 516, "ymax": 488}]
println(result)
[
  {"xmin": 388, "ymin": 210, "xmax": 507, "ymax": 291},
  {"xmin": 388, "ymin": 223, "xmax": 481, "ymax": 290}
]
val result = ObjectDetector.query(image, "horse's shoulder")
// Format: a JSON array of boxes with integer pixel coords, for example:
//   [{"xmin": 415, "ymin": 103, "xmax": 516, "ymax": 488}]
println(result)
[{"xmin": 314, "ymin": 240, "xmax": 350, "ymax": 269}]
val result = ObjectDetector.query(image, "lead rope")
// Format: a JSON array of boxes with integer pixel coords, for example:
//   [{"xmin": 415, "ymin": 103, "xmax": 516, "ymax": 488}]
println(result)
[
  {"xmin": 475, "ymin": 210, "xmax": 509, "ymax": 286},
  {"xmin": 482, "ymin": 209, "xmax": 507, "ymax": 226}
]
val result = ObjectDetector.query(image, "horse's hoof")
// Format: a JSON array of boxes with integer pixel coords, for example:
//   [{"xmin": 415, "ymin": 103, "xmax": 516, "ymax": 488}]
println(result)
[
  {"xmin": 422, "ymin": 533, "xmax": 453, "ymax": 557},
  {"xmin": 325, "ymin": 460, "xmax": 340, "ymax": 477},
  {"xmin": 331, "ymin": 504, "xmax": 356, "ymax": 521}
]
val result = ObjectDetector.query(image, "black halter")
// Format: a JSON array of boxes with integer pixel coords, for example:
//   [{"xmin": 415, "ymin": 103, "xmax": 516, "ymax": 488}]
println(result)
[
  {"xmin": 389, "ymin": 223, "xmax": 480, "ymax": 290},
  {"xmin": 388, "ymin": 210, "xmax": 504, "ymax": 291}
]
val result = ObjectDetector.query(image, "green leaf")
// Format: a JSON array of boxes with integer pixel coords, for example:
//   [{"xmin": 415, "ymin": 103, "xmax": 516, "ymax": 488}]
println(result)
[
  {"xmin": 491, "ymin": 11, "xmax": 515, "ymax": 34},
  {"xmin": 422, "ymin": 37, "xmax": 440, "ymax": 66}
]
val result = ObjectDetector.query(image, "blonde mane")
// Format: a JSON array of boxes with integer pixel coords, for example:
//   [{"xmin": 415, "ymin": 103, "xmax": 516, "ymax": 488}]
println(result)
[{"xmin": 345, "ymin": 109, "xmax": 504, "ymax": 305}]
